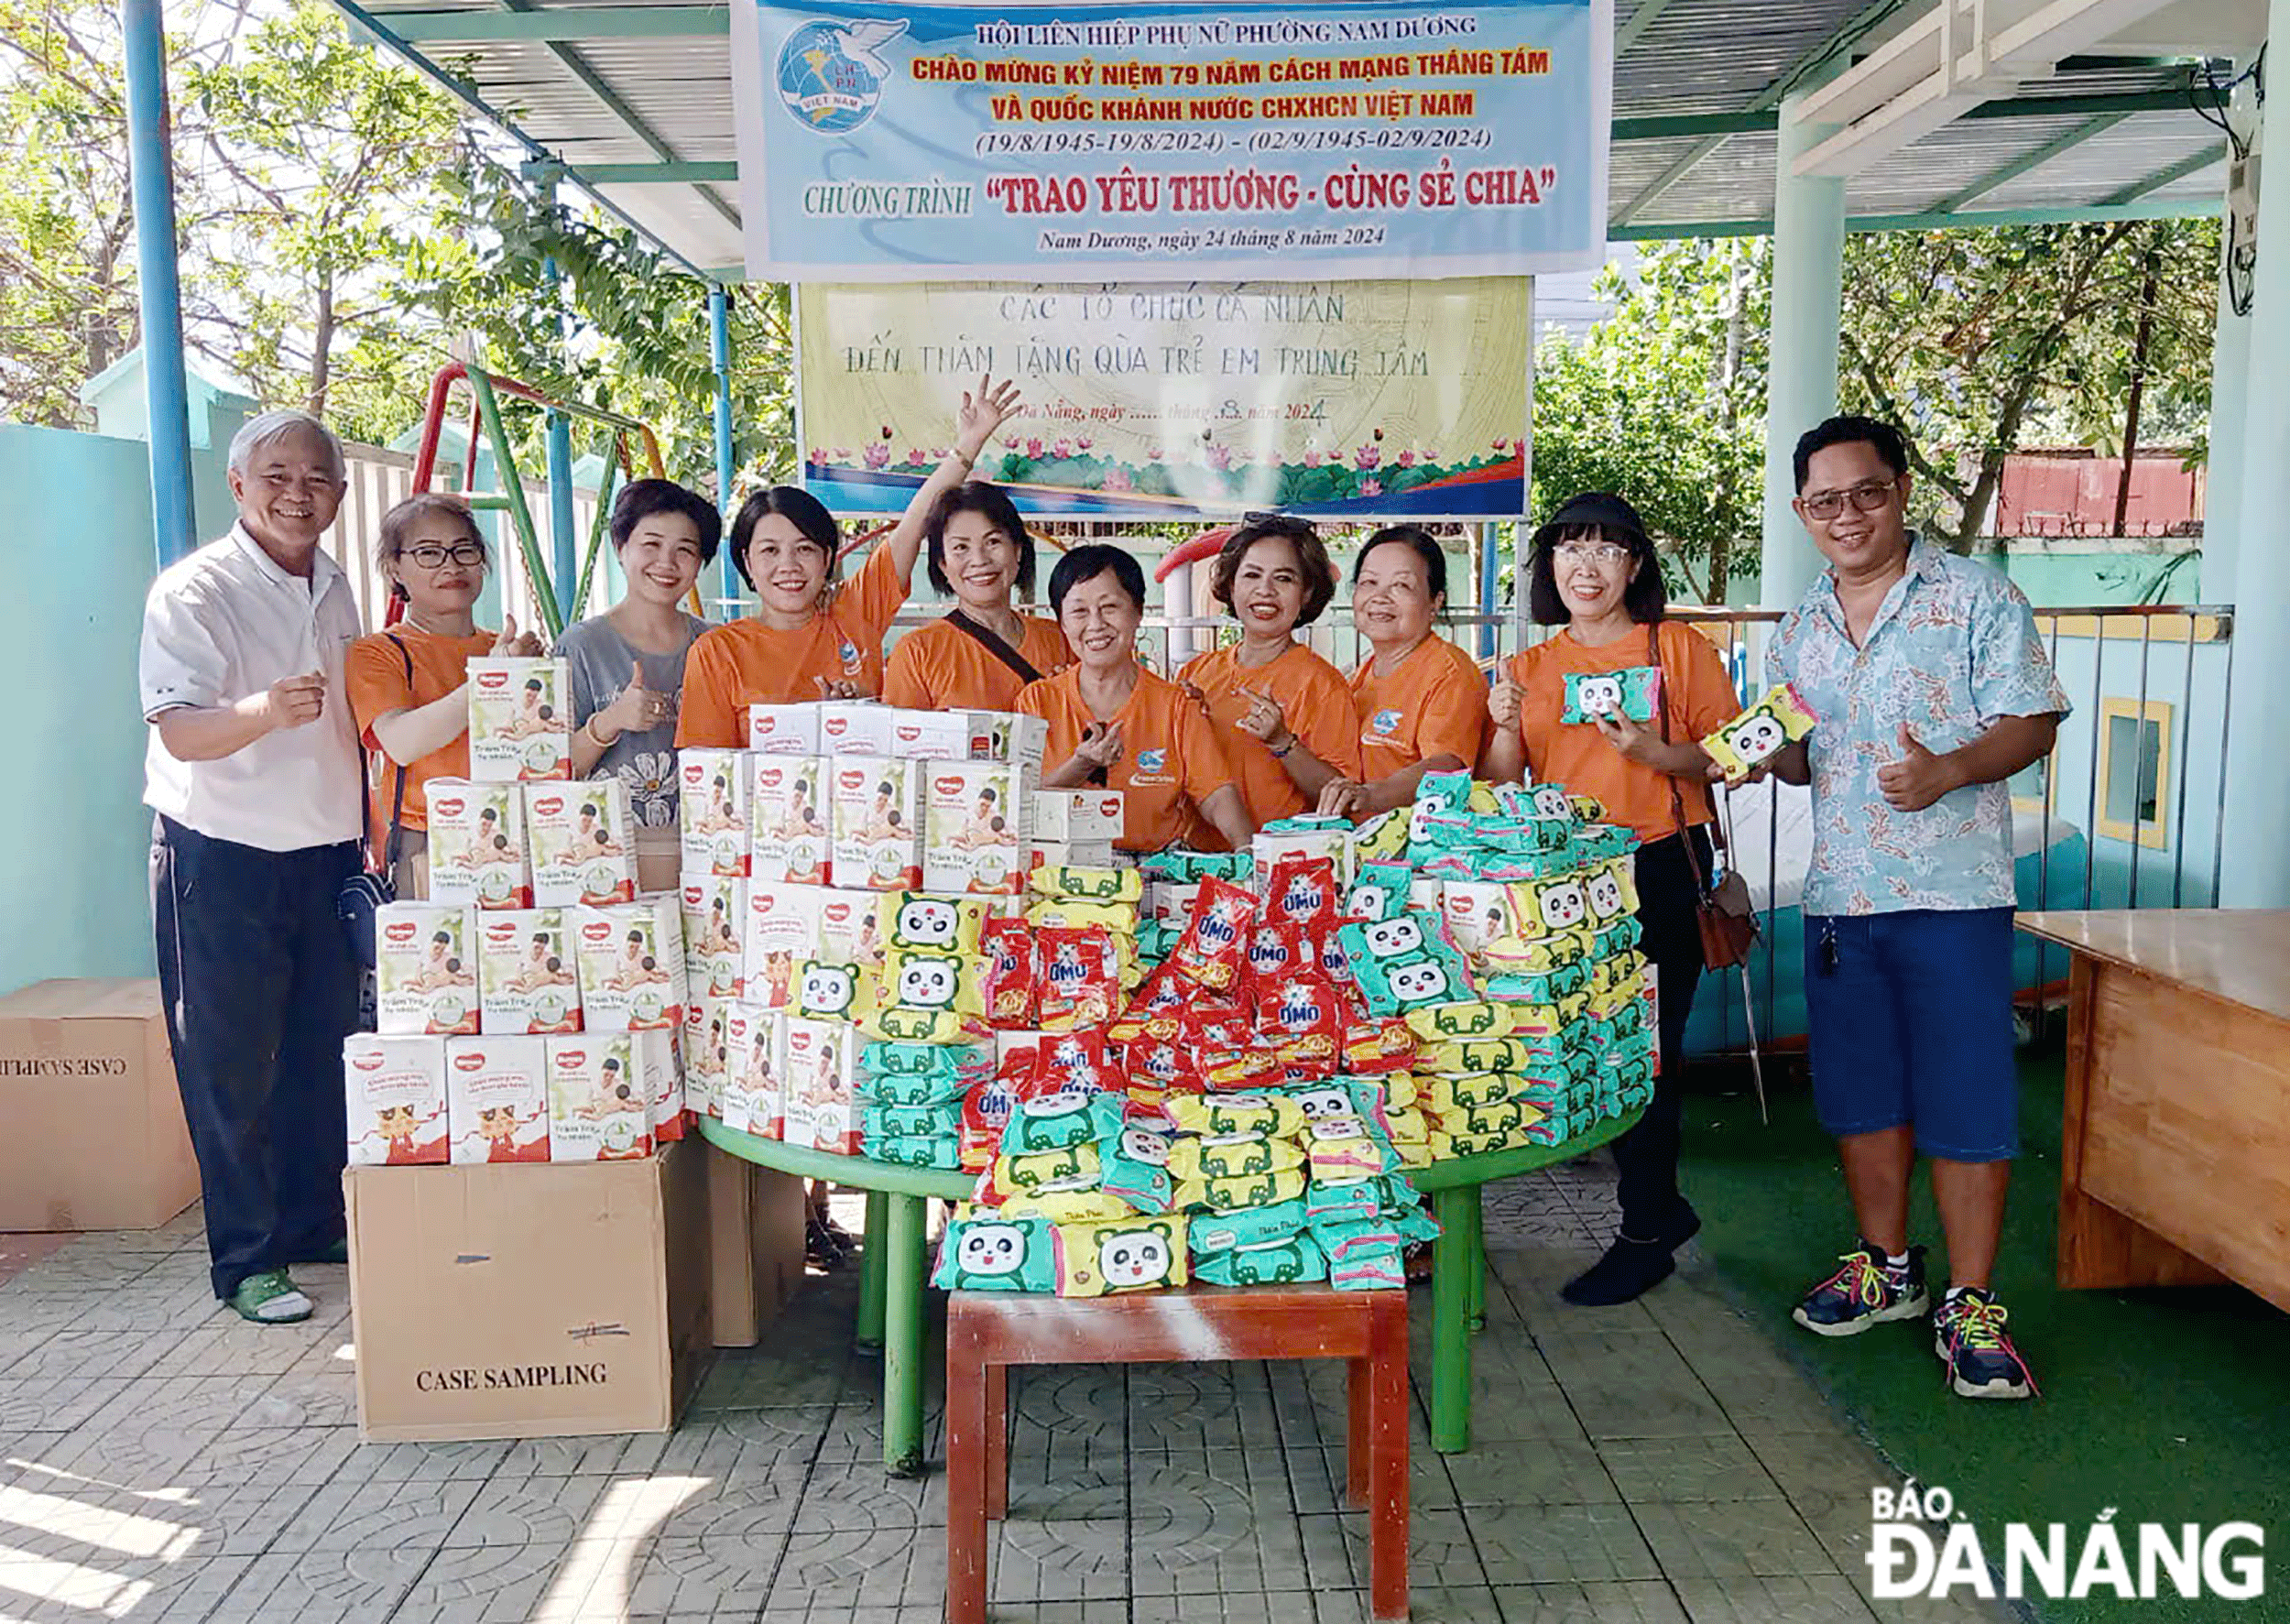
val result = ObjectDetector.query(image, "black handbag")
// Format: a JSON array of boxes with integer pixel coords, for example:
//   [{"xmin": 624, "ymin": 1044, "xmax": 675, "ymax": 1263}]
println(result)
[{"xmin": 336, "ymin": 635, "xmax": 413, "ymax": 969}]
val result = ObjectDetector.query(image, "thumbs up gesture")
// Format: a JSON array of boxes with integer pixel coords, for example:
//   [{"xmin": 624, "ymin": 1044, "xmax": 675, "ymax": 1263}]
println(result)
[
  {"xmin": 491, "ymin": 613, "xmax": 543, "ymax": 658},
  {"xmin": 601, "ymin": 669, "xmax": 670, "ymax": 738},
  {"xmin": 1876, "ymin": 723, "xmax": 1960, "ymax": 812}
]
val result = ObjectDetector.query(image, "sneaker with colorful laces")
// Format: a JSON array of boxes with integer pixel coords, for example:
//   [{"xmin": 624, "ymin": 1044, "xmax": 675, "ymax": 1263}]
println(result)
[
  {"xmin": 1791, "ymin": 1243, "xmax": 1928, "ymax": 1336},
  {"xmin": 1934, "ymin": 1287, "xmax": 2037, "ymax": 1400},
  {"xmin": 227, "ymin": 1269, "xmax": 313, "ymax": 1324}
]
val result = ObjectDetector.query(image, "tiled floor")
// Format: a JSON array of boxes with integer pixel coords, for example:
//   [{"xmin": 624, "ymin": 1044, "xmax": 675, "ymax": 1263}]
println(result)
[{"xmin": 0, "ymin": 1167, "xmax": 2017, "ymax": 1623}]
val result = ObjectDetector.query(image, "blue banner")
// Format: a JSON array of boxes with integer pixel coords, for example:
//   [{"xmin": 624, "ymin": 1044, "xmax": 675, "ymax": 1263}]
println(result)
[{"xmin": 732, "ymin": 0, "xmax": 1610, "ymax": 282}]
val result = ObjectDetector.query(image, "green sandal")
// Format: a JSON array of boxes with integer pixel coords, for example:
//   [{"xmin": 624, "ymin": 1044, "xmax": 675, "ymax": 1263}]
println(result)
[{"xmin": 228, "ymin": 1269, "xmax": 313, "ymax": 1324}]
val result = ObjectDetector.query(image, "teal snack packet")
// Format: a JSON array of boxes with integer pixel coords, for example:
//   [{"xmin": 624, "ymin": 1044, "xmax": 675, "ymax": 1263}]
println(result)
[
  {"xmin": 997, "ymin": 1085, "xmax": 1115, "ymax": 1155},
  {"xmin": 932, "ymin": 1215, "xmax": 1057, "ymax": 1291},
  {"xmin": 871, "ymin": 1133, "xmax": 963, "ymax": 1171},
  {"xmin": 864, "ymin": 1101, "xmax": 962, "ymax": 1139},
  {"xmin": 1193, "ymin": 1233, "xmax": 1327, "ymax": 1285},
  {"xmin": 1561, "ymin": 666, "xmax": 1662, "ymax": 725},
  {"xmin": 857, "ymin": 1067, "xmax": 972, "ymax": 1107},
  {"xmin": 1329, "ymin": 1243, "xmax": 1407, "ymax": 1291},
  {"xmin": 1098, "ymin": 1118, "xmax": 1175, "ymax": 1215},
  {"xmin": 1188, "ymin": 1195, "xmax": 1309, "ymax": 1255}
]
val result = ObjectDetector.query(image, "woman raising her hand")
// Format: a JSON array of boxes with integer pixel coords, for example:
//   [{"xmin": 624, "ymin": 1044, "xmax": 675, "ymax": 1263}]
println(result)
[{"xmin": 678, "ymin": 376, "xmax": 1023, "ymax": 746}]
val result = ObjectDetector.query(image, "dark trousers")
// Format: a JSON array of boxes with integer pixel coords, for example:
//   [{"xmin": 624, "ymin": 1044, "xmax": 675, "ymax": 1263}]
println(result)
[
  {"xmin": 151, "ymin": 816, "xmax": 360, "ymax": 1299},
  {"xmin": 1608, "ymin": 826, "xmax": 1711, "ymax": 1238}
]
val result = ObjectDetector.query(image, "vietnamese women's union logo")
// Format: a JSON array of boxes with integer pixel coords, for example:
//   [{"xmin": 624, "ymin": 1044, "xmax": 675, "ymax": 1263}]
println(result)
[
  {"xmin": 1868, "ymin": 1480, "xmax": 2264, "ymax": 1602},
  {"xmin": 776, "ymin": 17, "xmax": 907, "ymax": 132}
]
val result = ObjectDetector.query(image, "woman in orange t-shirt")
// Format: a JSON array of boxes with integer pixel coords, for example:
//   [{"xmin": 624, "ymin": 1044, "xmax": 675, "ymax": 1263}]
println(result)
[
  {"xmin": 1174, "ymin": 516, "xmax": 1361, "ymax": 834},
  {"xmin": 882, "ymin": 481, "xmax": 1068, "ymax": 711},
  {"xmin": 1017, "ymin": 546, "xmax": 1254, "ymax": 853},
  {"xmin": 1317, "ymin": 525, "xmax": 1491, "ymax": 821},
  {"xmin": 678, "ymin": 376, "xmax": 1022, "ymax": 747},
  {"xmin": 1484, "ymin": 491, "xmax": 1742, "ymax": 1309},
  {"xmin": 346, "ymin": 494, "xmax": 542, "ymax": 898}
]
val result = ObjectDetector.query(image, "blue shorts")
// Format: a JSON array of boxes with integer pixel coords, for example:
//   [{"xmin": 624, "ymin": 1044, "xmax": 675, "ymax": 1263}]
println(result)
[{"xmin": 1803, "ymin": 907, "xmax": 2019, "ymax": 1162}]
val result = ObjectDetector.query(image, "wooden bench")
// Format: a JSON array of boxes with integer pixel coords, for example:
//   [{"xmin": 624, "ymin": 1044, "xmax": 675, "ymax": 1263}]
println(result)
[{"xmin": 945, "ymin": 1283, "xmax": 1410, "ymax": 1622}]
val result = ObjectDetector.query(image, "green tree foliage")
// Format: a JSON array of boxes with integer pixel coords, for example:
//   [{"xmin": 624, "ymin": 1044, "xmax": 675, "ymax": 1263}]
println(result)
[{"xmin": 1531, "ymin": 239, "xmax": 1767, "ymax": 602}]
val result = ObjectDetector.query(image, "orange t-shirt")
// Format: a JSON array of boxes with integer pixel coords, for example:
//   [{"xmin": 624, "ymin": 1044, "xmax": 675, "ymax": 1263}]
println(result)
[
  {"xmin": 1016, "ymin": 664, "xmax": 1238, "ymax": 853},
  {"xmin": 1349, "ymin": 635, "xmax": 1490, "ymax": 782},
  {"xmin": 676, "ymin": 543, "xmax": 911, "ymax": 747},
  {"xmin": 346, "ymin": 627, "xmax": 495, "ymax": 834},
  {"xmin": 1507, "ymin": 619, "xmax": 1742, "ymax": 842},
  {"xmin": 1176, "ymin": 641, "xmax": 1362, "ymax": 828},
  {"xmin": 882, "ymin": 613, "xmax": 1070, "ymax": 711}
]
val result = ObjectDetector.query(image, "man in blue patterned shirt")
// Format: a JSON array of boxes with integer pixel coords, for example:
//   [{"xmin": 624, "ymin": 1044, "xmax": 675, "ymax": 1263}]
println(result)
[{"xmin": 1764, "ymin": 416, "xmax": 2068, "ymax": 1401}]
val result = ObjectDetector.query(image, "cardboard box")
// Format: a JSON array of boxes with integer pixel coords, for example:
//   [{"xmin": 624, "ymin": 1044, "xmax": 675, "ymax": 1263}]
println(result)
[
  {"xmin": 678, "ymin": 876, "xmax": 745, "ymax": 1001},
  {"xmin": 678, "ymin": 748, "xmax": 751, "ymax": 877},
  {"xmin": 1253, "ymin": 827, "xmax": 1354, "ymax": 891},
  {"xmin": 375, "ymin": 902, "xmax": 481, "ymax": 1036},
  {"xmin": 924, "ymin": 761, "xmax": 1030, "ymax": 895},
  {"xmin": 781, "ymin": 1017, "xmax": 859, "ymax": 1154},
  {"xmin": 828, "ymin": 756, "xmax": 922, "ymax": 890},
  {"xmin": 747, "ymin": 755, "xmax": 828, "ymax": 886},
  {"xmin": 528, "ymin": 781, "xmax": 638, "ymax": 908},
  {"xmin": 887, "ymin": 708, "xmax": 996, "ymax": 760},
  {"xmin": 813, "ymin": 888, "xmax": 885, "ymax": 969},
  {"xmin": 344, "ymin": 1141, "xmax": 711, "ymax": 1440},
  {"xmin": 635, "ymin": 1028, "xmax": 684, "ymax": 1142},
  {"xmin": 572, "ymin": 896, "xmax": 687, "ymax": 1032},
  {"xmin": 1030, "ymin": 839, "xmax": 1118, "ymax": 872},
  {"xmin": 982, "ymin": 712, "xmax": 1049, "ymax": 768},
  {"xmin": 720, "ymin": 1003, "xmax": 781, "ymax": 1138},
  {"xmin": 1440, "ymin": 880, "xmax": 1519, "ymax": 962},
  {"xmin": 703, "ymin": 1145, "xmax": 805, "ymax": 1347},
  {"xmin": 477, "ymin": 910, "xmax": 583, "ymax": 1036},
  {"xmin": 545, "ymin": 1033, "xmax": 650, "ymax": 1161},
  {"xmin": 682, "ymin": 993, "xmax": 736, "ymax": 1118},
  {"xmin": 1033, "ymin": 789, "xmax": 1125, "ymax": 843},
  {"xmin": 747, "ymin": 702, "xmax": 823, "ymax": 755},
  {"xmin": 445, "ymin": 1035, "xmax": 549, "ymax": 1163},
  {"xmin": 0, "ymin": 980, "xmax": 198, "ymax": 1231},
  {"xmin": 739, "ymin": 883, "xmax": 823, "ymax": 1007},
  {"xmin": 428, "ymin": 780, "xmax": 531, "ymax": 910},
  {"xmin": 468, "ymin": 658, "xmax": 572, "ymax": 781},
  {"xmin": 344, "ymin": 1034, "xmax": 449, "ymax": 1166},
  {"xmin": 817, "ymin": 701, "xmax": 897, "ymax": 756}
]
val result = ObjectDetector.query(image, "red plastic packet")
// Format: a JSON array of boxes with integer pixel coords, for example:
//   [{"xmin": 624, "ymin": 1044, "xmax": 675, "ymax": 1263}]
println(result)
[
  {"xmin": 1240, "ymin": 922, "xmax": 1311, "ymax": 1004},
  {"xmin": 1167, "ymin": 877, "xmax": 1257, "ymax": 992},
  {"xmin": 1038, "ymin": 926, "xmax": 1120, "ymax": 1030},
  {"xmin": 959, "ymin": 1072, "xmax": 1025, "ymax": 1178},
  {"xmin": 980, "ymin": 917, "xmax": 1039, "ymax": 1030},
  {"xmin": 1037, "ymin": 1026, "xmax": 1114, "ymax": 1083},
  {"xmin": 1255, "ymin": 971, "xmax": 1345, "ymax": 1043},
  {"xmin": 1264, "ymin": 855, "xmax": 1341, "ymax": 930},
  {"xmin": 1109, "ymin": 963, "xmax": 1205, "ymax": 1041},
  {"xmin": 1120, "ymin": 1035, "xmax": 1202, "ymax": 1095},
  {"xmin": 1342, "ymin": 1017, "xmax": 1419, "ymax": 1074}
]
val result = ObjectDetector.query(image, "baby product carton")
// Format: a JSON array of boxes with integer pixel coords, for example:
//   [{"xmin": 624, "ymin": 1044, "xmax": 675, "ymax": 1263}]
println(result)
[
  {"xmin": 679, "ymin": 748, "xmax": 752, "ymax": 877},
  {"xmin": 528, "ymin": 780, "xmax": 638, "ymax": 907},
  {"xmin": 573, "ymin": 895, "xmax": 688, "ymax": 1031},
  {"xmin": 887, "ymin": 708, "xmax": 996, "ymax": 760},
  {"xmin": 427, "ymin": 779, "xmax": 530, "ymax": 910},
  {"xmin": 634, "ymin": 1027, "xmax": 684, "ymax": 1141},
  {"xmin": 476, "ymin": 909, "xmax": 583, "ymax": 1036},
  {"xmin": 747, "ymin": 755, "xmax": 830, "ymax": 885},
  {"xmin": 344, "ymin": 1033, "xmax": 448, "ymax": 1166},
  {"xmin": 1441, "ymin": 881, "xmax": 1520, "ymax": 963},
  {"xmin": 679, "ymin": 875, "xmax": 746, "ymax": 1000},
  {"xmin": 721, "ymin": 1004, "xmax": 782, "ymax": 1138},
  {"xmin": 682, "ymin": 992, "xmax": 736, "ymax": 1118},
  {"xmin": 375, "ymin": 901, "xmax": 480, "ymax": 1036},
  {"xmin": 818, "ymin": 701, "xmax": 899, "ymax": 756},
  {"xmin": 444, "ymin": 1035, "xmax": 549, "ymax": 1163},
  {"xmin": 747, "ymin": 702, "xmax": 823, "ymax": 755},
  {"xmin": 1032, "ymin": 789, "xmax": 1125, "ymax": 843},
  {"xmin": 982, "ymin": 711, "xmax": 1049, "ymax": 769},
  {"xmin": 740, "ymin": 883, "xmax": 823, "ymax": 1007},
  {"xmin": 814, "ymin": 888, "xmax": 887, "ymax": 968},
  {"xmin": 924, "ymin": 762, "xmax": 1030, "ymax": 895},
  {"xmin": 545, "ymin": 1032, "xmax": 651, "ymax": 1161},
  {"xmin": 1253, "ymin": 826, "xmax": 1353, "ymax": 890},
  {"xmin": 468, "ymin": 658, "xmax": 572, "ymax": 781},
  {"xmin": 1030, "ymin": 839, "xmax": 1119, "ymax": 873},
  {"xmin": 781, "ymin": 1016, "xmax": 860, "ymax": 1154},
  {"xmin": 828, "ymin": 755, "xmax": 923, "ymax": 890}
]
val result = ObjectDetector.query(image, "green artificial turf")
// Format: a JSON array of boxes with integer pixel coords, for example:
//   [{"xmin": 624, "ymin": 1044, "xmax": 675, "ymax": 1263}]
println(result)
[{"xmin": 1678, "ymin": 1046, "xmax": 2290, "ymax": 1624}]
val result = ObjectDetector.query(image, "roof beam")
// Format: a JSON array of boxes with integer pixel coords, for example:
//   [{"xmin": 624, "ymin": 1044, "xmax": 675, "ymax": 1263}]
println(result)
[
  {"xmin": 1612, "ymin": 0, "xmax": 1916, "ymax": 226},
  {"xmin": 570, "ymin": 160, "xmax": 738, "ymax": 183},
  {"xmin": 1611, "ymin": 87, "xmax": 2217, "ymax": 143},
  {"xmin": 2103, "ymin": 140, "xmax": 2229, "ymax": 203},
  {"xmin": 368, "ymin": 5, "xmax": 728, "ymax": 41},
  {"xmin": 1614, "ymin": 0, "xmax": 1685, "ymax": 58},
  {"xmin": 1931, "ymin": 111, "xmax": 2129, "ymax": 211},
  {"xmin": 1614, "ymin": 192, "xmax": 2219, "ymax": 238}
]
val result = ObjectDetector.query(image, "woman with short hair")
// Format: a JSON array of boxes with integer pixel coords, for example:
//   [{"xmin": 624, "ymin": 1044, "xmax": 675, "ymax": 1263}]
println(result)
[{"xmin": 883, "ymin": 481, "xmax": 1069, "ymax": 710}]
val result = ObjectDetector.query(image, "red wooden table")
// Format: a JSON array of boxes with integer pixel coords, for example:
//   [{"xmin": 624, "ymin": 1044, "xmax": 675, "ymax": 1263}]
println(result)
[{"xmin": 945, "ymin": 1284, "xmax": 1411, "ymax": 1621}]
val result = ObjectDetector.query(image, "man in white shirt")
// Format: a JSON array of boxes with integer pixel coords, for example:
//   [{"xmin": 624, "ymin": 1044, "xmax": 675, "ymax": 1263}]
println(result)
[{"xmin": 142, "ymin": 409, "xmax": 365, "ymax": 1324}]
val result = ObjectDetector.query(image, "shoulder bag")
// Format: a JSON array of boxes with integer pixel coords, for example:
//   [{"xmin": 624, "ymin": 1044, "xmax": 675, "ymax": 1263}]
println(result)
[
  {"xmin": 1651, "ymin": 623, "xmax": 1759, "ymax": 970},
  {"xmin": 336, "ymin": 634, "xmax": 414, "ymax": 969},
  {"xmin": 943, "ymin": 607, "xmax": 1045, "ymax": 687}
]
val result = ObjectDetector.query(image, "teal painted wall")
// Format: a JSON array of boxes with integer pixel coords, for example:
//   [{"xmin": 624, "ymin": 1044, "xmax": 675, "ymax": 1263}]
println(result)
[{"xmin": 0, "ymin": 424, "xmax": 181, "ymax": 995}]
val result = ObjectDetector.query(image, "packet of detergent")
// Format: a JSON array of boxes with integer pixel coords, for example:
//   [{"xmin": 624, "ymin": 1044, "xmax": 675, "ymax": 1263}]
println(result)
[{"xmin": 1166, "ymin": 877, "xmax": 1257, "ymax": 992}]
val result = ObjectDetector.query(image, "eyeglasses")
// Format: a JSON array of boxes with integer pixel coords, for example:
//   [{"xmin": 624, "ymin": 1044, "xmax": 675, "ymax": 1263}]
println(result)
[
  {"xmin": 1800, "ymin": 478, "xmax": 1899, "ymax": 520},
  {"xmin": 1552, "ymin": 541, "xmax": 1631, "ymax": 566},
  {"xmin": 406, "ymin": 542, "xmax": 486, "ymax": 569}
]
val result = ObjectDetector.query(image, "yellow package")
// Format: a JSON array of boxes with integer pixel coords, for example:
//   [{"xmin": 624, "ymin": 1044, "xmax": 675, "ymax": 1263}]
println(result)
[
  {"xmin": 858, "ymin": 946, "xmax": 987, "ymax": 1037},
  {"xmin": 1404, "ymin": 1001, "xmax": 1519, "ymax": 1042},
  {"xmin": 1421, "ymin": 1073, "xmax": 1527, "ymax": 1115},
  {"xmin": 1167, "ymin": 1134, "xmax": 1305, "ymax": 1183},
  {"xmin": 1165, "ymin": 1091, "xmax": 1306, "ymax": 1140},
  {"xmin": 998, "ymin": 1186, "xmax": 1137, "ymax": 1223},
  {"xmin": 1052, "ymin": 1213, "xmax": 1189, "ymax": 1296},
  {"xmin": 1584, "ymin": 858, "xmax": 1640, "ymax": 925},
  {"xmin": 1481, "ymin": 932, "xmax": 1589, "ymax": 974},
  {"xmin": 1423, "ymin": 1037, "xmax": 1562, "ymax": 1075},
  {"xmin": 791, "ymin": 959, "xmax": 871, "ymax": 1023},
  {"xmin": 1701, "ymin": 682, "xmax": 1818, "ymax": 780},
  {"xmin": 878, "ymin": 892, "xmax": 987, "ymax": 957},
  {"xmin": 1030, "ymin": 866, "xmax": 1143, "ymax": 904},
  {"xmin": 1391, "ymin": 1138, "xmax": 1434, "ymax": 1169},
  {"xmin": 1379, "ymin": 1072, "xmax": 1421, "ymax": 1111},
  {"xmin": 1455, "ymin": 1097, "xmax": 1543, "ymax": 1139},
  {"xmin": 1025, "ymin": 897, "xmax": 1140, "ymax": 936},
  {"xmin": 1176, "ymin": 1166, "xmax": 1308, "ymax": 1212},
  {"xmin": 1382, "ymin": 1105, "xmax": 1430, "ymax": 1144},
  {"xmin": 988, "ymin": 1141, "xmax": 1103, "ymax": 1202},
  {"xmin": 1351, "ymin": 808, "xmax": 1410, "ymax": 863}
]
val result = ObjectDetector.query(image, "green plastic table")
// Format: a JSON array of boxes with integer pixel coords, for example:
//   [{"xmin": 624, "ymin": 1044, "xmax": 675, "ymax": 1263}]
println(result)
[
  {"xmin": 693, "ymin": 1117, "xmax": 970, "ymax": 1476},
  {"xmin": 695, "ymin": 1106, "xmax": 1641, "ymax": 1467}
]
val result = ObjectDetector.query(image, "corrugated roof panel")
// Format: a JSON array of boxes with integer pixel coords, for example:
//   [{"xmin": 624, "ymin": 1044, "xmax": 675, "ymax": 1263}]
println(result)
[
  {"xmin": 1848, "ymin": 114, "xmax": 2097, "ymax": 214},
  {"xmin": 1984, "ymin": 110, "xmax": 2227, "ymax": 208}
]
